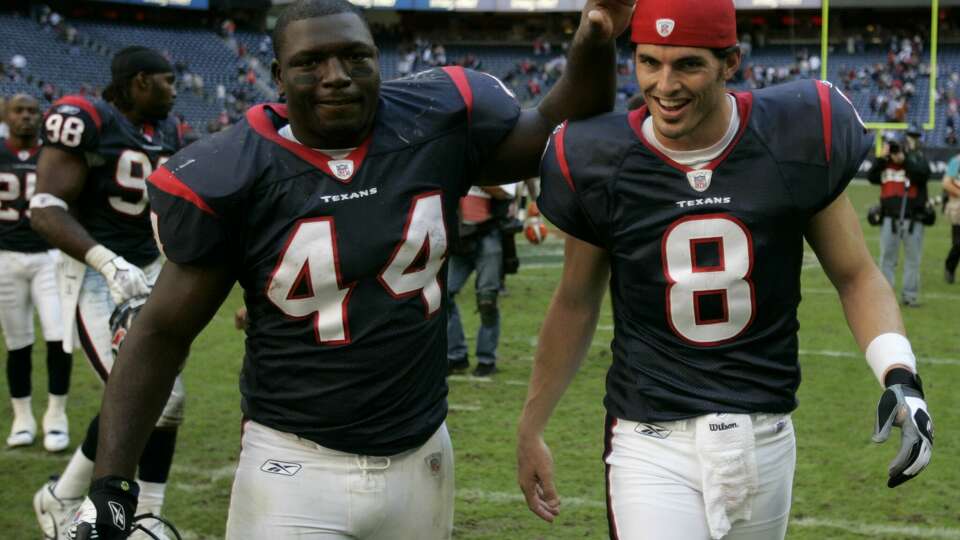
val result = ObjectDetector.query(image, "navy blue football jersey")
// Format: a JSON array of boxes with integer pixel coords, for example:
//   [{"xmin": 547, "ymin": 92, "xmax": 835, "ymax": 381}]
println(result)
[
  {"xmin": 148, "ymin": 67, "xmax": 520, "ymax": 455},
  {"xmin": 0, "ymin": 139, "xmax": 48, "ymax": 252},
  {"xmin": 539, "ymin": 80, "xmax": 871, "ymax": 422},
  {"xmin": 41, "ymin": 96, "xmax": 180, "ymax": 266}
]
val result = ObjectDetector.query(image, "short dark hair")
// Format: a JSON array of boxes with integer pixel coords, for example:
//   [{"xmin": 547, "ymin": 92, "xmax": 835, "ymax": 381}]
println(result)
[
  {"xmin": 710, "ymin": 45, "xmax": 741, "ymax": 60},
  {"xmin": 272, "ymin": 0, "xmax": 368, "ymax": 59}
]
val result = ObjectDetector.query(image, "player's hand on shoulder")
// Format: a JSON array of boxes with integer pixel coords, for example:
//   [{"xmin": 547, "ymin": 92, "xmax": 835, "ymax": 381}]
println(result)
[
  {"xmin": 872, "ymin": 368, "xmax": 934, "ymax": 487},
  {"xmin": 517, "ymin": 431, "xmax": 561, "ymax": 522},
  {"xmin": 68, "ymin": 476, "xmax": 139, "ymax": 540},
  {"xmin": 581, "ymin": 0, "xmax": 636, "ymax": 43}
]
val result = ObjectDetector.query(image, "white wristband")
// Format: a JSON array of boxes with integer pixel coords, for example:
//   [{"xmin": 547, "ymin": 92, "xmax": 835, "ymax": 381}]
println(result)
[
  {"xmin": 84, "ymin": 244, "xmax": 118, "ymax": 272},
  {"xmin": 865, "ymin": 333, "xmax": 917, "ymax": 386},
  {"xmin": 29, "ymin": 193, "xmax": 69, "ymax": 211}
]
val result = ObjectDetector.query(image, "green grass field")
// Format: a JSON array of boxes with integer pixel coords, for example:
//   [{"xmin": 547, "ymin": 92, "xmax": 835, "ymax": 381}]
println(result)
[{"xmin": 1, "ymin": 181, "xmax": 958, "ymax": 539}]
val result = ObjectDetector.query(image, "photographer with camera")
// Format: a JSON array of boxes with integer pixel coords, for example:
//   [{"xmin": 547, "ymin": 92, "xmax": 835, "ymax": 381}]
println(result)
[
  {"xmin": 868, "ymin": 125, "xmax": 932, "ymax": 307},
  {"xmin": 447, "ymin": 183, "xmax": 519, "ymax": 377}
]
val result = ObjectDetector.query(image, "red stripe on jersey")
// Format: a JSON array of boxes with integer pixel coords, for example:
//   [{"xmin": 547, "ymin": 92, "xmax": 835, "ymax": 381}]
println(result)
[
  {"xmin": 815, "ymin": 81, "xmax": 832, "ymax": 163},
  {"xmin": 442, "ymin": 66, "xmax": 473, "ymax": 123},
  {"xmin": 3, "ymin": 139, "xmax": 40, "ymax": 158},
  {"xmin": 53, "ymin": 95, "xmax": 102, "ymax": 131},
  {"xmin": 149, "ymin": 166, "xmax": 217, "ymax": 216},
  {"xmin": 245, "ymin": 104, "xmax": 371, "ymax": 183},
  {"xmin": 554, "ymin": 121, "xmax": 575, "ymax": 192}
]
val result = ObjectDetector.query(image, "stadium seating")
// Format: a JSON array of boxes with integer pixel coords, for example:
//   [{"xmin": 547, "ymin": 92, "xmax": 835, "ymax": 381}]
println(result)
[{"xmin": 2, "ymin": 9, "xmax": 959, "ymax": 147}]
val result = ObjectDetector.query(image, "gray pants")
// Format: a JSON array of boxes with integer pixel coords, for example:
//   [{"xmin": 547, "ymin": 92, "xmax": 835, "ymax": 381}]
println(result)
[{"xmin": 879, "ymin": 216, "xmax": 924, "ymax": 304}]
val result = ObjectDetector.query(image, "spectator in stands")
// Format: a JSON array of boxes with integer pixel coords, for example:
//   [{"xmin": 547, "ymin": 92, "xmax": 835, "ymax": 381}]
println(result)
[
  {"xmin": 868, "ymin": 129, "xmax": 932, "ymax": 307},
  {"xmin": 10, "ymin": 54, "xmax": 27, "ymax": 78}
]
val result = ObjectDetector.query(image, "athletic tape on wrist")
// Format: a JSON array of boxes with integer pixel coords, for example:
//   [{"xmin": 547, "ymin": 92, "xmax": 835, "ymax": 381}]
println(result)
[
  {"xmin": 865, "ymin": 333, "xmax": 917, "ymax": 386},
  {"xmin": 84, "ymin": 244, "xmax": 119, "ymax": 272},
  {"xmin": 29, "ymin": 193, "xmax": 69, "ymax": 211}
]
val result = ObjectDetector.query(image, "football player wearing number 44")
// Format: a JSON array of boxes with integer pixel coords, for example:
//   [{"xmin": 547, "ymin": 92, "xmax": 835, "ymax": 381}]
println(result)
[
  {"xmin": 29, "ymin": 46, "xmax": 183, "ymax": 540},
  {"xmin": 71, "ymin": 0, "xmax": 636, "ymax": 538},
  {"xmin": 517, "ymin": 1, "xmax": 934, "ymax": 539}
]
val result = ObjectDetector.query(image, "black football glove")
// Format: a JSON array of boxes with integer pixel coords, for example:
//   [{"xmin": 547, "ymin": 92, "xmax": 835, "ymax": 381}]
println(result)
[
  {"xmin": 68, "ymin": 476, "xmax": 139, "ymax": 540},
  {"xmin": 872, "ymin": 368, "xmax": 934, "ymax": 488}
]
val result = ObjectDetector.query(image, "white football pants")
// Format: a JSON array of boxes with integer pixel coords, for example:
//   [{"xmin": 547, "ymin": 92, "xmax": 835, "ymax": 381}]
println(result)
[
  {"xmin": 0, "ymin": 249, "xmax": 62, "ymax": 350},
  {"xmin": 605, "ymin": 413, "xmax": 796, "ymax": 540},
  {"xmin": 226, "ymin": 420, "xmax": 454, "ymax": 540}
]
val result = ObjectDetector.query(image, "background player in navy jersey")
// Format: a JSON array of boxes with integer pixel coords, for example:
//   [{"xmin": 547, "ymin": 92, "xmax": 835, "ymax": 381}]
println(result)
[
  {"xmin": 66, "ymin": 0, "xmax": 636, "ymax": 537},
  {"xmin": 517, "ymin": 1, "xmax": 934, "ymax": 538},
  {"xmin": 28, "ymin": 47, "xmax": 183, "ymax": 540},
  {"xmin": 0, "ymin": 93, "xmax": 73, "ymax": 453}
]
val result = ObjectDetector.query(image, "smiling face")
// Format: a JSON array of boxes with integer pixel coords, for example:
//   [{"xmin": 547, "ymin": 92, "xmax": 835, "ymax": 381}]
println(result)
[
  {"xmin": 635, "ymin": 44, "xmax": 741, "ymax": 151},
  {"xmin": 272, "ymin": 13, "xmax": 380, "ymax": 149}
]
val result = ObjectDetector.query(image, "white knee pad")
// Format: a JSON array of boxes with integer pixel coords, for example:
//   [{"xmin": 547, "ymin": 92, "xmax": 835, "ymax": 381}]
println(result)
[{"xmin": 155, "ymin": 376, "xmax": 185, "ymax": 428}]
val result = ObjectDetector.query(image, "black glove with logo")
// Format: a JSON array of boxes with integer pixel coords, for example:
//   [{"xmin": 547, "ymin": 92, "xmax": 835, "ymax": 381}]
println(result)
[
  {"xmin": 872, "ymin": 368, "xmax": 934, "ymax": 488},
  {"xmin": 68, "ymin": 476, "xmax": 140, "ymax": 540}
]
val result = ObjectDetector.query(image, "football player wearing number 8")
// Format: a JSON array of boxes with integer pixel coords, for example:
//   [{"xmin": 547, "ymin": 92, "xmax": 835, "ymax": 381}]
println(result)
[
  {"xmin": 29, "ymin": 46, "xmax": 183, "ymax": 540},
  {"xmin": 72, "ymin": 0, "xmax": 635, "ymax": 537},
  {"xmin": 0, "ymin": 94, "xmax": 74, "ymax": 453},
  {"xmin": 516, "ymin": 1, "xmax": 934, "ymax": 539}
]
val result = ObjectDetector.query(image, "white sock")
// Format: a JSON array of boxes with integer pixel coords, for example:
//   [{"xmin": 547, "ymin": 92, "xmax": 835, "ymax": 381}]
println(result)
[
  {"xmin": 46, "ymin": 393, "xmax": 68, "ymax": 417},
  {"xmin": 53, "ymin": 447, "xmax": 95, "ymax": 499},
  {"xmin": 136, "ymin": 480, "xmax": 167, "ymax": 515},
  {"xmin": 11, "ymin": 396, "xmax": 33, "ymax": 420}
]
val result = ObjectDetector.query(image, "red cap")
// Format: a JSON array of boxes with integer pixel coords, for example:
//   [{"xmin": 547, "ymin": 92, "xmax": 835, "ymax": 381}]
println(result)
[{"xmin": 631, "ymin": 0, "xmax": 737, "ymax": 49}]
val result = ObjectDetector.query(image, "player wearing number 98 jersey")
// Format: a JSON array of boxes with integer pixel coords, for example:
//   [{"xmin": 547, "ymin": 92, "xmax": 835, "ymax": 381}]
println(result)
[
  {"xmin": 518, "ymin": 1, "xmax": 933, "ymax": 539},
  {"xmin": 29, "ymin": 46, "xmax": 183, "ymax": 540}
]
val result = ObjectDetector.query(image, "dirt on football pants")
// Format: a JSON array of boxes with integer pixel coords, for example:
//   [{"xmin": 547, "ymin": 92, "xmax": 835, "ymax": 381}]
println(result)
[
  {"xmin": 604, "ymin": 413, "xmax": 796, "ymax": 540},
  {"xmin": 226, "ymin": 420, "xmax": 454, "ymax": 539},
  {"xmin": 74, "ymin": 258, "xmax": 161, "ymax": 380},
  {"xmin": 0, "ymin": 249, "xmax": 62, "ymax": 350}
]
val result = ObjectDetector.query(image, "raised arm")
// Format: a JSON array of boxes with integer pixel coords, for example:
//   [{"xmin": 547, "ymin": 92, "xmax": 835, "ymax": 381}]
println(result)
[
  {"xmin": 477, "ymin": 0, "xmax": 634, "ymax": 184},
  {"xmin": 517, "ymin": 235, "xmax": 609, "ymax": 521}
]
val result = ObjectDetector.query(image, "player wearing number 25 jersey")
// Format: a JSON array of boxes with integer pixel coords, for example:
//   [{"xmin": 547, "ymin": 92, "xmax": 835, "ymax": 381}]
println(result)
[
  {"xmin": 518, "ymin": 1, "xmax": 933, "ymax": 539},
  {"xmin": 0, "ymin": 94, "xmax": 72, "ymax": 455}
]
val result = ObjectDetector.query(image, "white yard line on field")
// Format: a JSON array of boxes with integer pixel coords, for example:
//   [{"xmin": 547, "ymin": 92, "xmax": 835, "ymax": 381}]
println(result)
[
  {"xmin": 805, "ymin": 287, "xmax": 960, "ymax": 301},
  {"xmin": 801, "ymin": 348, "xmax": 960, "ymax": 366},
  {"xmin": 791, "ymin": 517, "xmax": 960, "ymax": 539},
  {"xmin": 447, "ymin": 375, "xmax": 493, "ymax": 383},
  {"xmin": 448, "ymin": 404, "xmax": 482, "ymax": 412},
  {"xmin": 457, "ymin": 489, "xmax": 960, "ymax": 539}
]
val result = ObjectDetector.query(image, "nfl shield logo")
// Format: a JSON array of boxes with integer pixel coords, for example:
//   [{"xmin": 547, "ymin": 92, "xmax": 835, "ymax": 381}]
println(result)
[
  {"xmin": 686, "ymin": 169, "xmax": 712, "ymax": 192},
  {"xmin": 328, "ymin": 159, "xmax": 355, "ymax": 180},
  {"xmin": 656, "ymin": 18, "xmax": 675, "ymax": 38},
  {"xmin": 17, "ymin": 150, "xmax": 30, "ymax": 161}
]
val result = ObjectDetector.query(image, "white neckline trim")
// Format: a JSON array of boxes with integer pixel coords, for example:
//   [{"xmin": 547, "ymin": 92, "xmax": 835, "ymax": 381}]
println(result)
[{"xmin": 278, "ymin": 124, "xmax": 355, "ymax": 159}]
